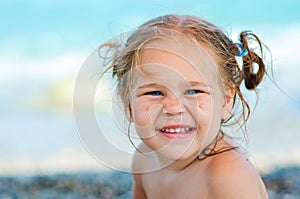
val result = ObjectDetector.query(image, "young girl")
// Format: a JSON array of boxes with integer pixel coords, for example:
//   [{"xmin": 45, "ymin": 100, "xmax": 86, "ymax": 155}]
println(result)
[{"xmin": 103, "ymin": 14, "xmax": 269, "ymax": 199}]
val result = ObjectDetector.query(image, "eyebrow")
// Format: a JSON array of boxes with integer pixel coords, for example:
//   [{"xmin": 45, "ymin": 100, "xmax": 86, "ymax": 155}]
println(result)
[
  {"xmin": 188, "ymin": 81, "xmax": 209, "ymax": 87},
  {"xmin": 137, "ymin": 81, "xmax": 210, "ymax": 89},
  {"xmin": 137, "ymin": 83, "xmax": 163, "ymax": 89}
]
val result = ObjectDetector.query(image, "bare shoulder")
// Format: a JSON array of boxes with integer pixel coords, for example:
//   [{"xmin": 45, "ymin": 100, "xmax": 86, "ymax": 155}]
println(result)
[
  {"xmin": 207, "ymin": 149, "xmax": 268, "ymax": 199},
  {"xmin": 131, "ymin": 144, "xmax": 150, "ymax": 199},
  {"xmin": 132, "ymin": 142, "xmax": 155, "ymax": 172},
  {"xmin": 132, "ymin": 171, "xmax": 147, "ymax": 199}
]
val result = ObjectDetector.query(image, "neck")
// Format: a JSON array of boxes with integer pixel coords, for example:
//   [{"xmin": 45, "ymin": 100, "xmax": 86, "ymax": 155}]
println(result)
[
  {"xmin": 156, "ymin": 133, "xmax": 235, "ymax": 172},
  {"xmin": 156, "ymin": 151, "xmax": 200, "ymax": 172}
]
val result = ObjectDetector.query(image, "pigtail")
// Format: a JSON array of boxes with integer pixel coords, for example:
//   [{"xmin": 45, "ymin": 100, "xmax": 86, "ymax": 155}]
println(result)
[
  {"xmin": 238, "ymin": 31, "xmax": 266, "ymax": 90},
  {"xmin": 226, "ymin": 30, "xmax": 268, "ymax": 128}
]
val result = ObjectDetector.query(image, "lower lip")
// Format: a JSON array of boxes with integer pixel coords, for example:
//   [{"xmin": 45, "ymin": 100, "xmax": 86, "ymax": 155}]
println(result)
[{"xmin": 159, "ymin": 131, "xmax": 193, "ymax": 139}]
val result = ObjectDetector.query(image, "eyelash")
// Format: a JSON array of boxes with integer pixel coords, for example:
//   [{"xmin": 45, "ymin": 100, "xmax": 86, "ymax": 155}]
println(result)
[
  {"xmin": 144, "ymin": 89, "xmax": 205, "ymax": 96},
  {"xmin": 145, "ymin": 91, "xmax": 163, "ymax": 96},
  {"xmin": 185, "ymin": 89, "xmax": 205, "ymax": 95}
]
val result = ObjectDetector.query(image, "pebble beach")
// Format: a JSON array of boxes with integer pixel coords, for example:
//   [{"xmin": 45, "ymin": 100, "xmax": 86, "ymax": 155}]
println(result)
[{"xmin": 0, "ymin": 166, "xmax": 299, "ymax": 199}]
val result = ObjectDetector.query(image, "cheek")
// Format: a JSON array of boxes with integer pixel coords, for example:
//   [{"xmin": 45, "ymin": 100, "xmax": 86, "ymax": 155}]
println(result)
[
  {"xmin": 204, "ymin": 95, "xmax": 224, "ymax": 135},
  {"xmin": 194, "ymin": 96, "xmax": 223, "ymax": 146},
  {"xmin": 192, "ymin": 95, "xmax": 223, "ymax": 126},
  {"xmin": 212, "ymin": 93, "xmax": 226, "ymax": 117},
  {"xmin": 189, "ymin": 96, "xmax": 213, "ymax": 121},
  {"xmin": 132, "ymin": 100, "xmax": 162, "ymax": 127},
  {"xmin": 132, "ymin": 103, "xmax": 149, "ymax": 126}
]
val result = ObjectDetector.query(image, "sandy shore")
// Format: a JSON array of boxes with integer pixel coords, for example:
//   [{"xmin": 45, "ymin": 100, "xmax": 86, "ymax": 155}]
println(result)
[{"xmin": 0, "ymin": 166, "xmax": 299, "ymax": 199}]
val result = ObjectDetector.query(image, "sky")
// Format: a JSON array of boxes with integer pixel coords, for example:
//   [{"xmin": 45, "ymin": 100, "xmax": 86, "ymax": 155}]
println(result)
[
  {"xmin": 1, "ymin": 0, "xmax": 300, "ymax": 85},
  {"xmin": 1, "ymin": 0, "xmax": 300, "ymax": 57},
  {"xmin": 0, "ymin": 0, "xmax": 300, "ymax": 174}
]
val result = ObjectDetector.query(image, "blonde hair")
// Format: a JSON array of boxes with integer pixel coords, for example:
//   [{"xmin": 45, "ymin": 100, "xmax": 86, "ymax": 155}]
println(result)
[{"xmin": 101, "ymin": 14, "xmax": 267, "ymax": 130}]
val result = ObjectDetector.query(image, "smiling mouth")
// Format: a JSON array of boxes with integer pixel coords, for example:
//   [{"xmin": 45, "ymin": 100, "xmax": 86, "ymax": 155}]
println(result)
[
  {"xmin": 157, "ymin": 125, "xmax": 195, "ymax": 139},
  {"xmin": 160, "ymin": 127, "xmax": 194, "ymax": 134}
]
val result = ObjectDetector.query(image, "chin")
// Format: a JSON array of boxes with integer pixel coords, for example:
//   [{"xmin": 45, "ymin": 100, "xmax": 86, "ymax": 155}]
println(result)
[{"xmin": 157, "ymin": 146, "xmax": 200, "ymax": 161}]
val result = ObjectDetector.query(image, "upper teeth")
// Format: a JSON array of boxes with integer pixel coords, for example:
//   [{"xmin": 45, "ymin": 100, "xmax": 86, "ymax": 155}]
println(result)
[{"xmin": 160, "ymin": 127, "xmax": 192, "ymax": 133}]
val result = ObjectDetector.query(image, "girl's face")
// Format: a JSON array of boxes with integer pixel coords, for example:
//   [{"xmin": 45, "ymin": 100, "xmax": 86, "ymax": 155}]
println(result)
[{"xmin": 128, "ymin": 37, "xmax": 233, "ymax": 161}]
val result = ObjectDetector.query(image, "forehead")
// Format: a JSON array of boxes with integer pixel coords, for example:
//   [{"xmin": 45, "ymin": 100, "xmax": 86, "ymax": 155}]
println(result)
[{"xmin": 138, "ymin": 36, "xmax": 220, "ymax": 84}]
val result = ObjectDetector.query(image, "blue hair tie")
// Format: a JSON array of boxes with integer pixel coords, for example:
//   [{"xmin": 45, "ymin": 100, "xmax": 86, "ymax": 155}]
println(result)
[{"xmin": 234, "ymin": 43, "xmax": 248, "ymax": 57}]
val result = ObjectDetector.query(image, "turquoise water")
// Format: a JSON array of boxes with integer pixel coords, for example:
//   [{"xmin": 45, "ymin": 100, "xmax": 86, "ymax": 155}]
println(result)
[
  {"xmin": 1, "ymin": 74, "xmax": 300, "ymax": 175},
  {"xmin": 1, "ymin": 0, "xmax": 300, "ymax": 177}
]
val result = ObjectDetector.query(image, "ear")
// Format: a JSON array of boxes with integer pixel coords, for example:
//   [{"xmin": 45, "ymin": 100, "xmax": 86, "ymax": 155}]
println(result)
[
  {"xmin": 119, "ymin": 89, "xmax": 134, "ymax": 122},
  {"xmin": 125, "ymin": 103, "xmax": 134, "ymax": 123},
  {"xmin": 222, "ymin": 87, "xmax": 235, "ymax": 121}
]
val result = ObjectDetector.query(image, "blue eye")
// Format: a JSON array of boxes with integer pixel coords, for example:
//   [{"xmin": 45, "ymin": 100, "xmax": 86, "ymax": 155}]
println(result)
[
  {"xmin": 185, "ymin": 89, "xmax": 202, "ymax": 95},
  {"xmin": 146, "ymin": 91, "xmax": 162, "ymax": 96}
]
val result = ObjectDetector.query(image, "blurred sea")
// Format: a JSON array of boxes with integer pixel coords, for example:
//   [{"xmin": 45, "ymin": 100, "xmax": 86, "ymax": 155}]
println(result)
[
  {"xmin": 1, "ymin": 59, "xmax": 300, "ymax": 175},
  {"xmin": 0, "ymin": 0, "xmax": 299, "ymax": 176}
]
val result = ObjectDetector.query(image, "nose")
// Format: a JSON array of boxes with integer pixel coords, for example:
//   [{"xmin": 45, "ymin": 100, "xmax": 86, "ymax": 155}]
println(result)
[{"xmin": 162, "ymin": 94, "xmax": 185, "ymax": 116}]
